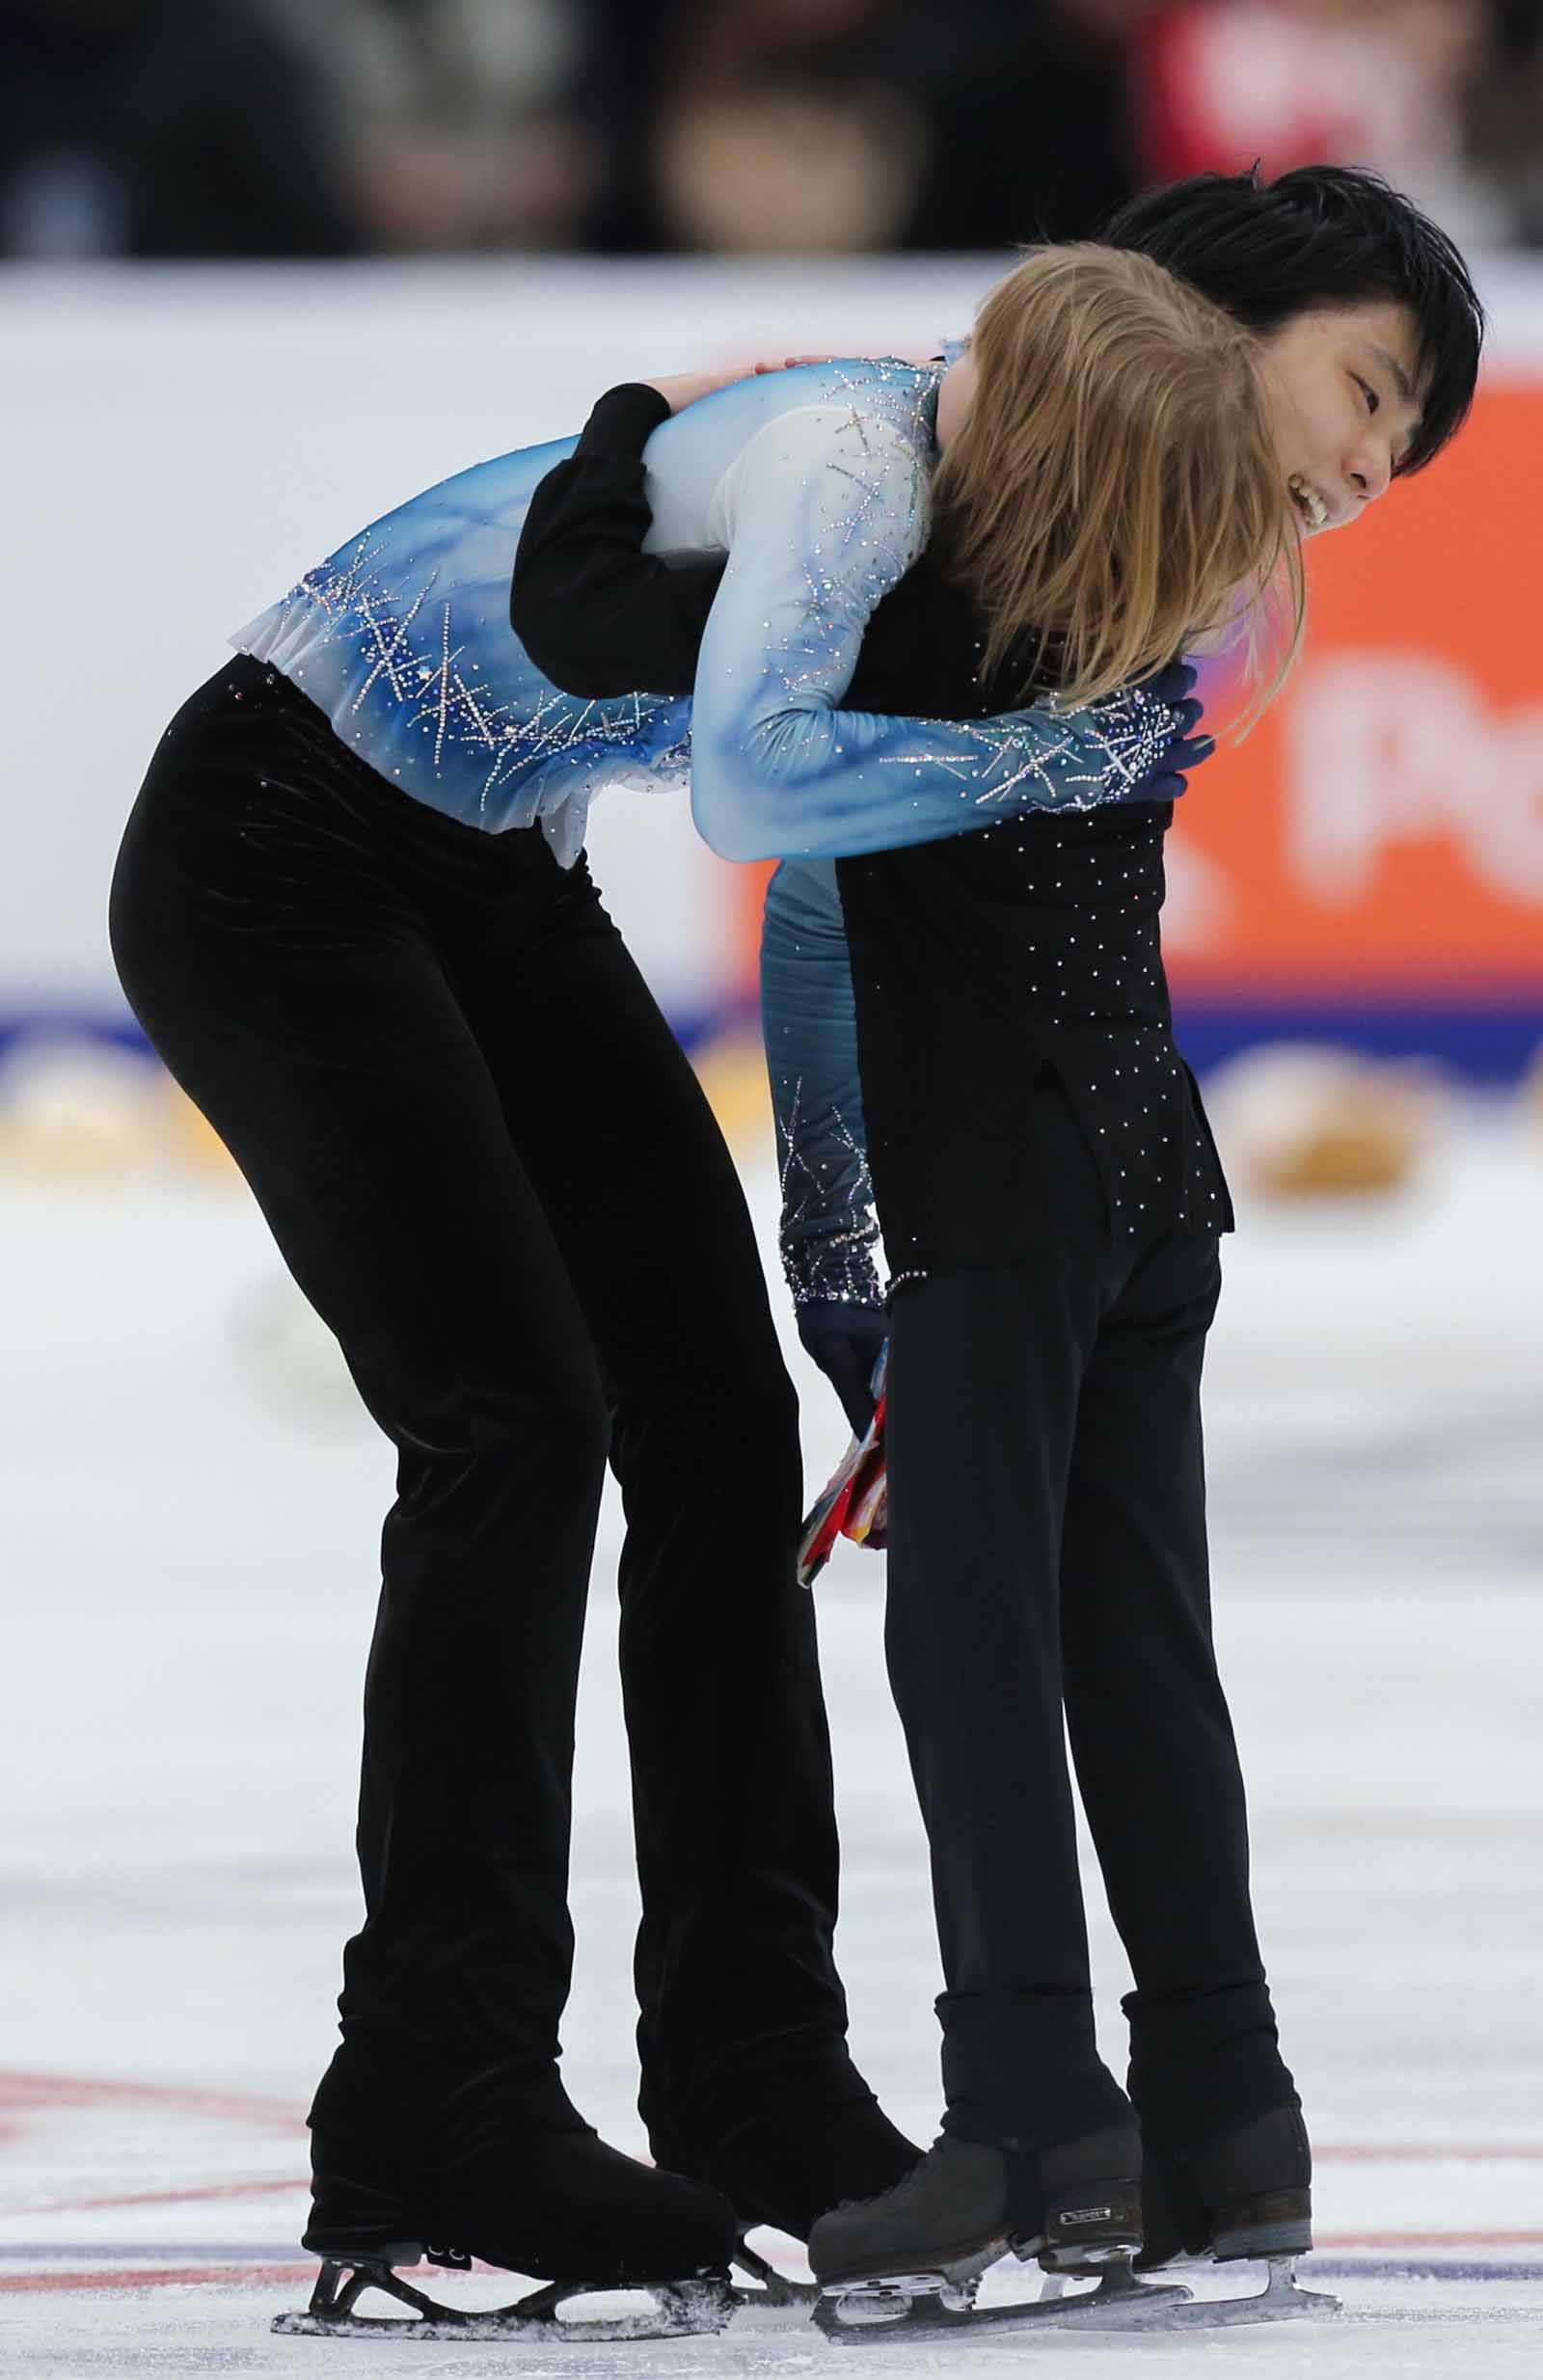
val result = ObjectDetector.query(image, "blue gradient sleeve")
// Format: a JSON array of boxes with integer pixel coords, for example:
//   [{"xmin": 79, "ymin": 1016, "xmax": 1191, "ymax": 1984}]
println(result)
[{"xmin": 760, "ymin": 857, "xmax": 882, "ymax": 1311}]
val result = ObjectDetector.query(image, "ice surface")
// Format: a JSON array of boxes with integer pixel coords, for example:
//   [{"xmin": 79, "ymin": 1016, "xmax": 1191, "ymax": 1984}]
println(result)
[{"xmin": 3, "ymin": 1114, "xmax": 1541, "ymax": 2373}]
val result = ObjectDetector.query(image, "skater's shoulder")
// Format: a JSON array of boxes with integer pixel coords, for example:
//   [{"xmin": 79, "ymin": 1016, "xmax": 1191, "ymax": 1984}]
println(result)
[{"xmin": 649, "ymin": 357, "xmax": 942, "ymax": 483}]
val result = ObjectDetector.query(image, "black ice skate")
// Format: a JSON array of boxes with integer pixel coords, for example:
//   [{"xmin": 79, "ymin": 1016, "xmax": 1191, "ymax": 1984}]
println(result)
[
  {"xmin": 1131, "ymin": 2102, "xmax": 1340, "ymax": 2324},
  {"xmin": 808, "ymin": 2126, "xmax": 1199, "ymax": 2343},
  {"xmin": 648, "ymin": 2051, "xmax": 920, "ymax": 2318},
  {"xmin": 273, "ymin": 2051, "xmax": 739, "ymax": 2343}
]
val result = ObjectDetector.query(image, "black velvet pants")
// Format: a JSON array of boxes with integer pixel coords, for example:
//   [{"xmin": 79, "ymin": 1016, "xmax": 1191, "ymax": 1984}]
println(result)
[
  {"xmin": 108, "ymin": 658, "xmax": 848, "ymax": 2131},
  {"xmin": 882, "ymin": 1079, "xmax": 1293, "ymax": 2163}
]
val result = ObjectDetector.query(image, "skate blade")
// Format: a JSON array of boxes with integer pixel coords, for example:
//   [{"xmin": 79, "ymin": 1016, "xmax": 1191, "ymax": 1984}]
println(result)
[
  {"xmin": 814, "ymin": 2237, "xmax": 1006, "ymax": 2329},
  {"xmin": 1153, "ymin": 2256, "xmax": 1342, "ymax": 2328},
  {"xmin": 816, "ymin": 2255, "xmax": 1192, "ymax": 2343},
  {"xmin": 272, "ymin": 2258, "xmax": 738, "ymax": 2342},
  {"xmin": 729, "ymin": 2238, "xmax": 822, "ymax": 2329}
]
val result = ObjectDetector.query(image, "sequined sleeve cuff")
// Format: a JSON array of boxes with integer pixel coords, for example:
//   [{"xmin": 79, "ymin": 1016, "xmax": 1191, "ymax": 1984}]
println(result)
[{"xmin": 782, "ymin": 1250, "xmax": 887, "ymax": 1312}]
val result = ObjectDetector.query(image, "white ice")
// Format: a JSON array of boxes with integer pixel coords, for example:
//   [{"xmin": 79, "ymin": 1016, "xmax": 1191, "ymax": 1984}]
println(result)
[{"xmin": 3, "ymin": 1108, "xmax": 1542, "ymax": 2375}]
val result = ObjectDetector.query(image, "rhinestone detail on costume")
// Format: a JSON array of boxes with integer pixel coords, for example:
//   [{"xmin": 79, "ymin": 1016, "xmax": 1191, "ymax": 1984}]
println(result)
[
  {"xmin": 776, "ymin": 1075, "xmax": 883, "ymax": 1311},
  {"xmin": 281, "ymin": 537, "xmax": 690, "ymax": 829}
]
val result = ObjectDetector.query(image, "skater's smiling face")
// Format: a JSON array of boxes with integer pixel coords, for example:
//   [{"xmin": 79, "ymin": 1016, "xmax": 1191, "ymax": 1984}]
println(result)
[
  {"xmin": 1257, "ymin": 302, "xmax": 1426, "ymax": 542},
  {"xmin": 941, "ymin": 295, "xmax": 1428, "ymax": 551}
]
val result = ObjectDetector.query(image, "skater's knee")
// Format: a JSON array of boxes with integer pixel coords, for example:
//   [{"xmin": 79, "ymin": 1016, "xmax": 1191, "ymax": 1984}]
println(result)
[
  {"xmin": 461, "ymin": 1365, "xmax": 610, "ymax": 1485},
  {"xmin": 527, "ymin": 1381, "xmax": 611, "ymax": 1480}
]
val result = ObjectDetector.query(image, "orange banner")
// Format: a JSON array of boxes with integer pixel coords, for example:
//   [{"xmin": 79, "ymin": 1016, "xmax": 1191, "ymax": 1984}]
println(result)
[{"xmin": 1171, "ymin": 381, "xmax": 1541, "ymax": 996}]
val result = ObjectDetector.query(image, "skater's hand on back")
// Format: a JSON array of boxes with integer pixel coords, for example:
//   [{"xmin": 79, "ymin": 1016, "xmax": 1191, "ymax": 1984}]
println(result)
[
  {"xmin": 797, "ymin": 1301, "xmax": 888, "ymax": 1440},
  {"xmin": 1129, "ymin": 663, "xmax": 1215, "ymax": 804}
]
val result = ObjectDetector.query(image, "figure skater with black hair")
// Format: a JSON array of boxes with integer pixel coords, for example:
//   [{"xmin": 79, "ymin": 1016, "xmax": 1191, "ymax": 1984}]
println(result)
[{"xmin": 512, "ymin": 163, "xmax": 1483, "ymax": 2335}]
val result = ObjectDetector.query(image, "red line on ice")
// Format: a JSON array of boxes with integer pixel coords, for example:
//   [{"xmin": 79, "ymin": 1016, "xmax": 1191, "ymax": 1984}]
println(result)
[
  {"xmin": 1319, "ymin": 2231, "xmax": 1543, "ymax": 2249},
  {"xmin": 10, "ymin": 2177, "xmax": 308, "ymax": 2217},
  {"xmin": 0, "ymin": 2070, "xmax": 300, "ymax": 2135},
  {"xmin": 0, "ymin": 2264, "xmax": 314, "ymax": 2294},
  {"xmin": 6, "ymin": 2077, "xmax": 1538, "ymax": 2166}
]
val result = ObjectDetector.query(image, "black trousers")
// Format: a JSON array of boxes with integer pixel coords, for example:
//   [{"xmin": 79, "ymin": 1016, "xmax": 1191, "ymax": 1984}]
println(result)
[
  {"xmin": 108, "ymin": 659, "xmax": 848, "ymax": 2131},
  {"xmin": 883, "ymin": 1077, "xmax": 1292, "ymax": 2162}
]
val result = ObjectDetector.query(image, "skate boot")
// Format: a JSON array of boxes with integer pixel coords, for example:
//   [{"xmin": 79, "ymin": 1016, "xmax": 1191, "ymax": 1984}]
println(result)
[
  {"xmin": 648, "ymin": 2048, "xmax": 920, "ymax": 2312},
  {"xmin": 649, "ymin": 2048, "xmax": 921, "ymax": 2243},
  {"xmin": 808, "ymin": 2125, "xmax": 1191, "ymax": 2341},
  {"xmin": 1137, "ymin": 2103, "xmax": 1313, "ymax": 2267},
  {"xmin": 277, "ymin": 2043, "xmax": 739, "ymax": 2343},
  {"xmin": 1133, "ymin": 2105, "xmax": 1339, "ymax": 2324},
  {"xmin": 811, "ymin": 2124, "xmax": 1142, "ymax": 2286}
]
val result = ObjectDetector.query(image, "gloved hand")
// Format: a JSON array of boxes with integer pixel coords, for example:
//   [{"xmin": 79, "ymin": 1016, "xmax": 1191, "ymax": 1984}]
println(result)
[
  {"xmin": 1131, "ymin": 662, "xmax": 1214, "ymax": 802},
  {"xmin": 797, "ymin": 1300, "xmax": 888, "ymax": 1439}
]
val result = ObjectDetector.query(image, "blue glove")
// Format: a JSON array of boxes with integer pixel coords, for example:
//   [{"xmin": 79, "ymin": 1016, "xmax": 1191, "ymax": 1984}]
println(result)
[
  {"xmin": 1131, "ymin": 663, "xmax": 1214, "ymax": 803},
  {"xmin": 797, "ymin": 1300, "xmax": 888, "ymax": 1439}
]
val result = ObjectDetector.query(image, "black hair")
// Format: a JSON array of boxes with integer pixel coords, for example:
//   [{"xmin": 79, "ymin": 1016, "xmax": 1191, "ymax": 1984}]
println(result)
[{"xmin": 1097, "ymin": 165, "xmax": 1485, "ymax": 476}]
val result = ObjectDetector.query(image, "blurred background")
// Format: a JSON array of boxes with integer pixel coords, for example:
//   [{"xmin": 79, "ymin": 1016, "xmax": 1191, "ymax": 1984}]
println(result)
[
  {"xmin": 6, "ymin": 0, "xmax": 1543, "ymax": 261},
  {"xmin": 2, "ymin": 7, "xmax": 1541, "ymax": 2349},
  {"xmin": 4, "ymin": 0, "xmax": 1543, "ymax": 1131}
]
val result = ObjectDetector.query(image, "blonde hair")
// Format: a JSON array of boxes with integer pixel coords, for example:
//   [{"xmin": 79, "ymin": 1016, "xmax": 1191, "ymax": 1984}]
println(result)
[{"xmin": 931, "ymin": 244, "xmax": 1306, "ymax": 719}]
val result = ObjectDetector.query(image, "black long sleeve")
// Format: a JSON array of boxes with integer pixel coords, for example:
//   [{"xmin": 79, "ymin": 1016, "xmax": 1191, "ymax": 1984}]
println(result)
[
  {"xmin": 511, "ymin": 384, "xmax": 717, "ymax": 699},
  {"xmin": 510, "ymin": 381, "xmax": 1013, "ymax": 721}
]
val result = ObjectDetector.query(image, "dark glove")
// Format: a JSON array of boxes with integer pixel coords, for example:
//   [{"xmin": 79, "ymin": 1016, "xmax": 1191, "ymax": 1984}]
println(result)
[
  {"xmin": 1130, "ymin": 662, "xmax": 1215, "ymax": 803},
  {"xmin": 797, "ymin": 1300, "xmax": 888, "ymax": 1439}
]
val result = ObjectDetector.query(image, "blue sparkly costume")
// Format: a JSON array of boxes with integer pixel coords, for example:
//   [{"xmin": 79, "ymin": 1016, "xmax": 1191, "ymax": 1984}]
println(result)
[
  {"xmin": 237, "ymin": 359, "xmax": 1189, "ymax": 1327},
  {"xmin": 234, "ymin": 359, "xmax": 1181, "ymax": 872}
]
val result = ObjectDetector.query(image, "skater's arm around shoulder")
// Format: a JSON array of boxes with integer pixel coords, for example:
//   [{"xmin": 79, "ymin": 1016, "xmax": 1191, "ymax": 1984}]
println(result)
[
  {"xmin": 512, "ymin": 377, "xmax": 993, "ymax": 723},
  {"xmin": 511, "ymin": 383, "xmax": 722, "ymax": 697},
  {"xmin": 690, "ymin": 409, "xmax": 1194, "ymax": 863}
]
